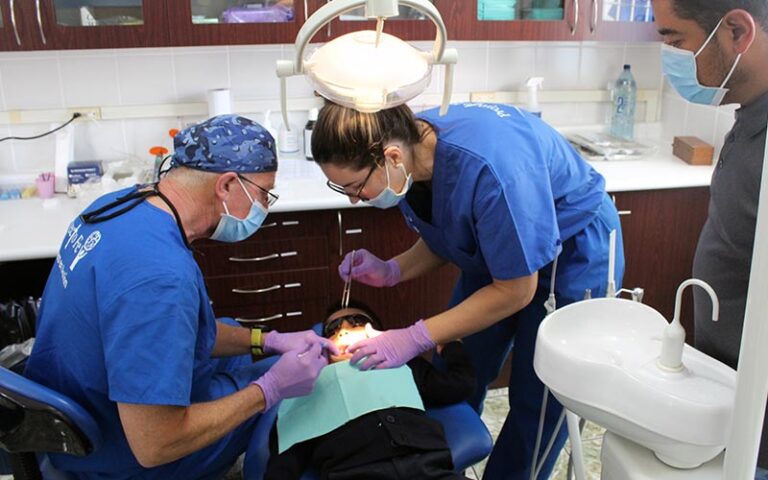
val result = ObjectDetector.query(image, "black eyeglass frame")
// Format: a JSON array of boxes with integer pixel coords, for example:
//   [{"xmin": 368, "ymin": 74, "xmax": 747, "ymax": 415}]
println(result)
[
  {"xmin": 238, "ymin": 174, "xmax": 279, "ymax": 207},
  {"xmin": 323, "ymin": 313, "xmax": 375, "ymax": 338},
  {"xmin": 325, "ymin": 162, "xmax": 380, "ymax": 202}
]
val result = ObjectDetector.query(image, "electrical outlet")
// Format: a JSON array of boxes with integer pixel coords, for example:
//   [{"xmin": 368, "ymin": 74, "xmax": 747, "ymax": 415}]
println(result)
[{"xmin": 68, "ymin": 107, "xmax": 102, "ymax": 120}]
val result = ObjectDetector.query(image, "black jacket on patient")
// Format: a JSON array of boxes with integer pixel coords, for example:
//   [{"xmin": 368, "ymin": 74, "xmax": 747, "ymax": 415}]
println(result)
[{"xmin": 264, "ymin": 303, "xmax": 476, "ymax": 480}]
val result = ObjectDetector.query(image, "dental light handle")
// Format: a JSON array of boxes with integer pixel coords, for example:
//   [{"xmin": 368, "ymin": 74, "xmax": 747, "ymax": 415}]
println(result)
[
  {"xmin": 658, "ymin": 279, "xmax": 719, "ymax": 372},
  {"xmin": 439, "ymin": 49, "xmax": 458, "ymax": 116}
]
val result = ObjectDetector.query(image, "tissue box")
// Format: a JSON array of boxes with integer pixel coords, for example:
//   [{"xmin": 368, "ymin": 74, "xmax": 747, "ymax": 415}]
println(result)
[
  {"xmin": 672, "ymin": 137, "xmax": 714, "ymax": 166},
  {"xmin": 67, "ymin": 161, "xmax": 103, "ymax": 185}
]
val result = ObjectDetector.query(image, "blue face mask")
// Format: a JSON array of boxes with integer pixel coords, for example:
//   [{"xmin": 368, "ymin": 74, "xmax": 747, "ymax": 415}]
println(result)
[
  {"xmin": 365, "ymin": 162, "xmax": 413, "ymax": 210},
  {"xmin": 210, "ymin": 177, "xmax": 268, "ymax": 242},
  {"xmin": 661, "ymin": 18, "xmax": 742, "ymax": 106}
]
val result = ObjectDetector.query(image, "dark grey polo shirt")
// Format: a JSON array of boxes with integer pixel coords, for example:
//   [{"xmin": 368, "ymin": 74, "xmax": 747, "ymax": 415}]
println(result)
[{"xmin": 691, "ymin": 91, "xmax": 768, "ymax": 468}]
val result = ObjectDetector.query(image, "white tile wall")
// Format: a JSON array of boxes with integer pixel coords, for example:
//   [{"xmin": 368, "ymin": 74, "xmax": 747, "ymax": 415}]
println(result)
[
  {"xmin": 0, "ymin": 40, "xmax": 667, "ymax": 177},
  {"xmin": 660, "ymin": 78, "xmax": 738, "ymax": 158}
]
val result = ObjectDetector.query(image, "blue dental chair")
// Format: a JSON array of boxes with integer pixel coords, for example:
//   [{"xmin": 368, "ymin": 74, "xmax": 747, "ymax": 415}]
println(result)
[
  {"xmin": 0, "ymin": 366, "xmax": 102, "ymax": 480},
  {"xmin": 243, "ymin": 323, "xmax": 494, "ymax": 479},
  {"xmin": 0, "ymin": 347, "xmax": 493, "ymax": 480},
  {"xmin": 244, "ymin": 399, "xmax": 494, "ymax": 480}
]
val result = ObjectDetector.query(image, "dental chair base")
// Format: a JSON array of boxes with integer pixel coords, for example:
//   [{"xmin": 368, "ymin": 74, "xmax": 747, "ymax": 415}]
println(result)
[{"xmin": 601, "ymin": 432, "xmax": 723, "ymax": 480}]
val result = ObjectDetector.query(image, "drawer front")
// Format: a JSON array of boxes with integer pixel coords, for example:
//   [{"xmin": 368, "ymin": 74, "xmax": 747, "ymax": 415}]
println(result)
[
  {"xmin": 214, "ymin": 299, "xmax": 329, "ymax": 333},
  {"xmin": 195, "ymin": 210, "xmax": 334, "ymax": 247},
  {"xmin": 196, "ymin": 236, "xmax": 329, "ymax": 277},
  {"xmin": 334, "ymin": 208, "xmax": 416, "ymax": 258},
  {"xmin": 207, "ymin": 268, "xmax": 330, "ymax": 308}
]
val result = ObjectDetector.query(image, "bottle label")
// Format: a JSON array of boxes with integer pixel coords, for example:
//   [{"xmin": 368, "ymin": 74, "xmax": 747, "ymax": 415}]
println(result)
[{"xmin": 616, "ymin": 96, "xmax": 626, "ymax": 114}]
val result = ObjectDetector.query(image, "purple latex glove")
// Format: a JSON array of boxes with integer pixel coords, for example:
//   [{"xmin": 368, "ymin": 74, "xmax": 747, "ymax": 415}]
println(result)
[
  {"xmin": 338, "ymin": 249, "xmax": 401, "ymax": 287},
  {"xmin": 347, "ymin": 320, "xmax": 435, "ymax": 370},
  {"xmin": 252, "ymin": 343, "xmax": 328, "ymax": 411},
  {"xmin": 263, "ymin": 329, "xmax": 339, "ymax": 356}
]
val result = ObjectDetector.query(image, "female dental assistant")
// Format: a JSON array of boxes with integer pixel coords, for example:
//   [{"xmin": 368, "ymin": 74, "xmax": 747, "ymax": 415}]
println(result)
[{"xmin": 311, "ymin": 101, "xmax": 625, "ymax": 480}]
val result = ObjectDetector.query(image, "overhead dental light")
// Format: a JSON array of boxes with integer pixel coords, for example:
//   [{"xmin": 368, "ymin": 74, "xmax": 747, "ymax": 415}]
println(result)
[{"xmin": 276, "ymin": 0, "xmax": 458, "ymax": 129}]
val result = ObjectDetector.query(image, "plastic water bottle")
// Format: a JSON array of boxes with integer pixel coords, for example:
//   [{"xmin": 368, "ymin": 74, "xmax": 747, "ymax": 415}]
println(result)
[{"xmin": 610, "ymin": 64, "xmax": 637, "ymax": 140}]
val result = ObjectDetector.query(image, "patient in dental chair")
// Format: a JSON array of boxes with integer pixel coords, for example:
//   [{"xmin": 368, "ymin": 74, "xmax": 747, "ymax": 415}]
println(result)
[{"xmin": 263, "ymin": 299, "xmax": 476, "ymax": 480}]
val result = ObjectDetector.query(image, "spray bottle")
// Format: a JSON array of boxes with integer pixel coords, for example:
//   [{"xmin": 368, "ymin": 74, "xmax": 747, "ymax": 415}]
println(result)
[{"xmin": 526, "ymin": 77, "xmax": 544, "ymax": 118}]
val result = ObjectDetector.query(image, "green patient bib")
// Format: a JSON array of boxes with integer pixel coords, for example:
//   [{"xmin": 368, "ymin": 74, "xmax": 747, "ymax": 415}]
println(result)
[{"xmin": 276, "ymin": 361, "xmax": 424, "ymax": 453}]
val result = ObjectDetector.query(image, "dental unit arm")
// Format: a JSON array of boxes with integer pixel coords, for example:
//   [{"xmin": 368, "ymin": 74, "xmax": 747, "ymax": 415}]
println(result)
[
  {"xmin": 657, "ymin": 279, "xmax": 719, "ymax": 372},
  {"xmin": 276, "ymin": 0, "xmax": 458, "ymax": 129}
]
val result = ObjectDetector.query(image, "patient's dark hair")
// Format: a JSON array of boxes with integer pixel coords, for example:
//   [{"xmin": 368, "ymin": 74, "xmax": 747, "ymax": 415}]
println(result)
[
  {"xmin": 671, "ymin": 0, "xmax": 768, "ymax": 32},
  {"xmin": 324, "ymin": 299, "xmax": 383, "ymax": 333}
]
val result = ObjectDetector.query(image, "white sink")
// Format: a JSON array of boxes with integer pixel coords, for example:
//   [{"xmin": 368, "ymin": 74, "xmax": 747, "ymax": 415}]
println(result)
[{"xmin": 534, "ymin": 298, "xmax": 737, "ymax": 469}]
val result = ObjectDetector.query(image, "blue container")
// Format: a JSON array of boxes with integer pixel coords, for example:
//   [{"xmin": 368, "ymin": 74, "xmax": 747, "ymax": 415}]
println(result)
[
  {"xmin": 478, "ymin": 0, "xmax": 517, "ymax": 20},
  {"xmin": 527, "ymin": 8, "xmax": 564, "ymax": 20}
]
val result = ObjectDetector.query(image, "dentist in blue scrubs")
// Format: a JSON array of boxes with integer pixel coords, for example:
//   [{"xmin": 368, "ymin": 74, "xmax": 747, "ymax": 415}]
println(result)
[
  {"xmin": 311, "ymin": 102, "xmax": 625, "ymax": 479},
  {"xmin": 24, "ymin": 115, "xmax": 334, "ymax": 479}
]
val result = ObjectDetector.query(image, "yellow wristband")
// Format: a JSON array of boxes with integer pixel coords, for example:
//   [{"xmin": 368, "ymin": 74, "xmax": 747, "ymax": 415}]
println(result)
[{"xmin": 250, "ymin": 328, "xmax": 263, "ymax": 355}]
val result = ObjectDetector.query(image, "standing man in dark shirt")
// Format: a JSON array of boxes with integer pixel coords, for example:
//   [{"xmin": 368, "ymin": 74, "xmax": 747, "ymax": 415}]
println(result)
[{"xmin": 652, "ymin": 0, "xmax": 768, "ymax": 475}]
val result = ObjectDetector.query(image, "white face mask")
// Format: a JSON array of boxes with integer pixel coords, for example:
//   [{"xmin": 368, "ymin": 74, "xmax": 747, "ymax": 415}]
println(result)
[
  {"xmin": 661, "ymin": 17, "xmax": 743, "ymax": 106},
  {"xmin": 365, "ymin": 162, "xmax": 413, "ymax": 209}
]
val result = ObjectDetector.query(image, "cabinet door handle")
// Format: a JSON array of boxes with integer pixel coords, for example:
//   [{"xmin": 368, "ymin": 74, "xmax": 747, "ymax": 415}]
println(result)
[
  {"xmin": 232, "ymin": 284, "xmax": 281, "ymax": 294},
  {"xmin": 282, "ymin": 220, "xmax": 300, "ymax": 226},
  {"xmin": 569, "ymin": 0, "xmax": 580, "ymax": 36},
  {"xmin": 229, "ymin": 253, "xmax": 279, "ymax": 263},
  {"xmin": 590, "ymin": 0, "xmax": 598, "ymax": 33},
  {"xmin": 228, "ymin": 252, "xmax": 297, "ymax": 263},
  {"xmin": 9, "ymin": 0, "xmax": 21, "ymax": 46},
  {"xmin": 236, "ymin": 313, "xmax": 283, "ymax": 323},
  {"xmin": 261, "ymin": 222, "xmax": 278, "ymax": 229},
  {"xmin": 618, "ymin": 210, "xmax": 632, "ymax": 216},
  {"xmin": 337, "ymin": 211, "xmax": 343, "ymax": 256},
  {"xmin": 35, "ymin": 0, "xmax": 47, "ymax": 44},
  {"xmin": 286, "ymin": 311, "xmax": 303, "ymax": 317},
  {"xmin": 345, "ymin": 228, "xmax": 362, "ymax": 235}
]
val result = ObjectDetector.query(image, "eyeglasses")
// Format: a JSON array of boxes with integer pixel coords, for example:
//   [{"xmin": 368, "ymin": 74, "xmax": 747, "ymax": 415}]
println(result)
[
  {"xmin": 238, "ymin": 175, "xmax": 279, "ymax": 207},
  {"xmin": 326, "ymin": 163, "xmax": 379, "ymax": 202},
  {"xmin": 323, "ymin": 313, "xmax": 374, "ymax": 338}
]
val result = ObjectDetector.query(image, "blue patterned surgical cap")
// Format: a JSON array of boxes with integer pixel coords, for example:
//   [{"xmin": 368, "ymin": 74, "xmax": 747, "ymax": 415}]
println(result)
[{"xmin": 170, "ymin": 115, "xmax": 277, "ymax": 173}]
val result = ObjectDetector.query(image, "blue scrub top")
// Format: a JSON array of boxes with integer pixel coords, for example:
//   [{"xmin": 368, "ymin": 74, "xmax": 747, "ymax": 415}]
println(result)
[
  {"xmin": 401, "ymin": 103, "xmax": 607, "ymax": 291},
  {"xmin": 25, "ymin": 187, "xmax": 219, "ymax": 477}
]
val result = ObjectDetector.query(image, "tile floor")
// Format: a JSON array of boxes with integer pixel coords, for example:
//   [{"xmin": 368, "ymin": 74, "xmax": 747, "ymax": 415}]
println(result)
[{"xmin": 466, "ymin": 388, "xmax": 605, "ymax": 480}]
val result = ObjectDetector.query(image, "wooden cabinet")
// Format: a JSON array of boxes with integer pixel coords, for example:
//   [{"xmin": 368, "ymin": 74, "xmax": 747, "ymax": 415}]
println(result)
[
  {"xmin": 0, "ymin": 0, "xmax": 660, "ymax": 52},
  {"xmin": 582, "ymin": 0, "xmax": 659, "ymax": 41},
  {"xmin": 0, "ymin": 1, "xmax": 169, "ymax": 51},
  {"xmin": 447, "ymin": 0, "xmax": 659, "ymax": 42},
  {"xmin": 195, "ymin": 206, "xmax": 459, "ymax": 333},
  {"xmin": 196, "ymin": 187, "xmax": 710, "ymax": 339},
  {"xmin": 167, "ymin": 0, "xmax": 308, "ymax": 47},
  {"xmin": 613, "ymin": 187, "xmax": 710, "ymax": 342}
]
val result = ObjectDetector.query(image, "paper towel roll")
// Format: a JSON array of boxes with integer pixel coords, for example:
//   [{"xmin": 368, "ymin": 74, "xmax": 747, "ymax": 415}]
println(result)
[{"xmin": 207, "ymin": 88, "xmax": 232, "ymax": 118}]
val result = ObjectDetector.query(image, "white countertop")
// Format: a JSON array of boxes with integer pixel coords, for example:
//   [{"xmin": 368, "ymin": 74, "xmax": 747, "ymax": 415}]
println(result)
[{"xmin": 0, "ymin": 137, "xmax": 714, "ymax": 263}]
